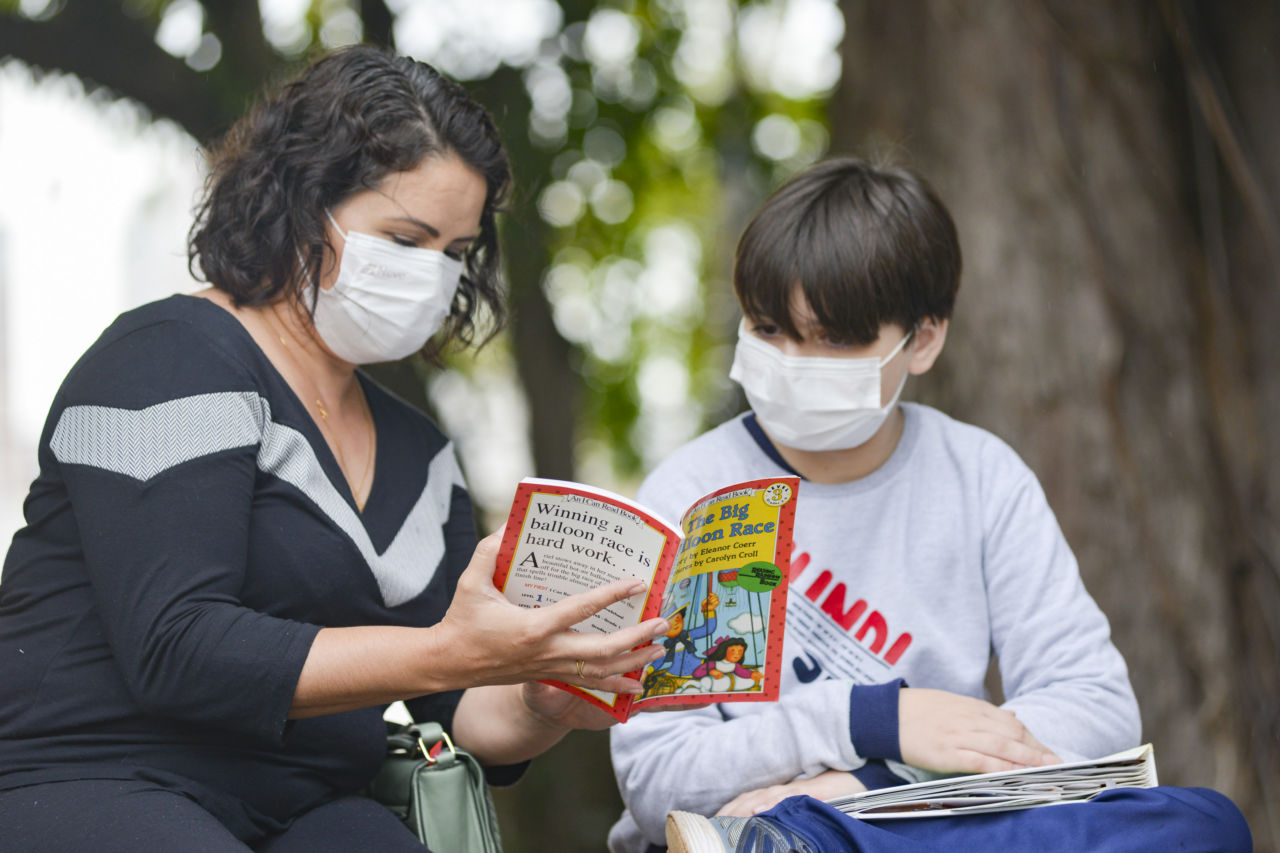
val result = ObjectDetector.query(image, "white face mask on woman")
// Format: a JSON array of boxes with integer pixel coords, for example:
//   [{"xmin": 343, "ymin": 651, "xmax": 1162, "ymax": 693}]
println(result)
[
  {"xmin": 729, "ymin": 321, "xmax": 913, "ymax": 451},
  {"xmin": 310, "ymin": 212, "xmax": 464, "ymax": 364}
]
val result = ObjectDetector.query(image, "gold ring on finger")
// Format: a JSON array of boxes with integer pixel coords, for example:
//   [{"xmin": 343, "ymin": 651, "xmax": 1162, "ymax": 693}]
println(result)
[{"xmin": 575, "ymin": 659, "xmax": 586, "ymax": 679}]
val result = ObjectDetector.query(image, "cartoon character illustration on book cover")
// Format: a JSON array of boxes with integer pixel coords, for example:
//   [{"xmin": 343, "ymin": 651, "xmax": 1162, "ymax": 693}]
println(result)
[
  {"xmin": 642, "ymin": 592, "xmax": 719, "ymax": 694},
  {"xmin": 641, "ymin": 562, "xmax": 782, "ymax": 698},
  {"xmin": 679, "ymin": 635, "xmax": 765, "ymax": 694}
]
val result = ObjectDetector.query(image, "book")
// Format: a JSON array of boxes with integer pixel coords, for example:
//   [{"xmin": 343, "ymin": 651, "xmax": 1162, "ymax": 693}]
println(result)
[
  {"xmin": 492, "ymin": 475, "xmax": 800, "ymax": 722},
  {"xmin": 826, "ymin": 744, "xmax": 1158, "ymax": 819}
]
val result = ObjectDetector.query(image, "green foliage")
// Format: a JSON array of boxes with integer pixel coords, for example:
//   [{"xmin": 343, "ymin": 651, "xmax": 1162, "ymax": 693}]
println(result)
[
  {"xmin": 0, "ymin": 0, "xmax": 837, "ymax": 495},
  {"xmin": 512, "ymin": 0, "xmax": 834, "ymax": 481}
]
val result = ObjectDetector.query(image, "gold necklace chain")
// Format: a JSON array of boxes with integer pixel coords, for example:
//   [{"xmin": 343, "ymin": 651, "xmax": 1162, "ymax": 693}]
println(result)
[{"xmin": 267, "ymin": 308, "xmax": 376, "ymax": 511}]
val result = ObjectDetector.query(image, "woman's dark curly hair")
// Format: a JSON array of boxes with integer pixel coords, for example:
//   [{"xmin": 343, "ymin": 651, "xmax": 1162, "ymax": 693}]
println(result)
[{"xmin": 188, "ymin": 45, "xmax": 510, "ymax": 356}]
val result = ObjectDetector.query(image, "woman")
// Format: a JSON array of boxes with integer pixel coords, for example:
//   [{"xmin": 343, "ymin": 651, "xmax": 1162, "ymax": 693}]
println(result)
[{"xmin": 0, "ymin": 46, "xmax": 667, "ymax": 852}]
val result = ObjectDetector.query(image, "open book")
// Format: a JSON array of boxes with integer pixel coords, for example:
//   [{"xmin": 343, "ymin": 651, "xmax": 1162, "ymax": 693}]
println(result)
[
  {"xmin": 493, "ymin": 476, "xmax": 800, "ymax": 722},
  {"xmin": 827, "ymin": 744, "xmax": 1158, "ymax": 819}
]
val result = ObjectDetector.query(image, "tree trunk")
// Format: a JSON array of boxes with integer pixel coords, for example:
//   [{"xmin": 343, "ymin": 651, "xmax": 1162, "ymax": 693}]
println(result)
[
  {"xmin": 467, "ymin": 65, "xmax": 580, "ymax": 484},
  {"xmin": 832, "ymin": 1, "xmax": 1279, "ymax": 847}
]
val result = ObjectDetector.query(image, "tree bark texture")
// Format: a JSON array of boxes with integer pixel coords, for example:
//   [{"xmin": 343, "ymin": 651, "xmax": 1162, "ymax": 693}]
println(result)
[{"xmin": 832, "ymin": 1, "xmax": 1278, "ymax": 847}]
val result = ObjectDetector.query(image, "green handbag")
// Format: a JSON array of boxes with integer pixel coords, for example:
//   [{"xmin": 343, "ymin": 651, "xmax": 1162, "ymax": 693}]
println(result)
[{"xmin": 368, "ymin": 722, "xmax": 504, "ymax": 853}]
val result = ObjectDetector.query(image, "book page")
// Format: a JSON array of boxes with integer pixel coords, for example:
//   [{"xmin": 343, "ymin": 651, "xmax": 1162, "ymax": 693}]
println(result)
[
  {"xmin": 493, "ymin": 478, "xmax": 685, "ymax": 719},
  {"xmin": 494, "ymin": 479, "xmax": 680, "ymax": 634},
  {"xmin": 633, "ymin": 477, "xmax": 798, "ymax": 709}
]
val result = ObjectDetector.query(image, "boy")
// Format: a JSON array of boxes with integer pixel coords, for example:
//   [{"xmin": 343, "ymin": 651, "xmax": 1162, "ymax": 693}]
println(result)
[{"xmin": 608, "ymin": 159, "xmax": 1247, "ymax": 852}]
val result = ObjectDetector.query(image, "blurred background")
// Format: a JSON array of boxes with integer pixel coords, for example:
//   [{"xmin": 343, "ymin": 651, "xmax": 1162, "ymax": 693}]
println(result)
[{"xmin": 0, "ymin": 1, "xmax": 1276, "ymax": 850}]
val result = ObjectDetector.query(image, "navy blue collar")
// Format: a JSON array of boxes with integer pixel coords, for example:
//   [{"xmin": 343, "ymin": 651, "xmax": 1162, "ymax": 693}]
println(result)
[{"xmin": 742, "ymin": 413, "xmax": 802, "ymax": 477}]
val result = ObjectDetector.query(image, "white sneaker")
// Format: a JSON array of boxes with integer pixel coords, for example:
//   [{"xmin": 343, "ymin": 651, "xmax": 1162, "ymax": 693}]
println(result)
[
  {"xmin": 666, "ymin": 813, "xmax": 748, "ymax": 853},
  {"xmin": 666, "ymin": 811, "xmax": 817, "ymax": 853}
]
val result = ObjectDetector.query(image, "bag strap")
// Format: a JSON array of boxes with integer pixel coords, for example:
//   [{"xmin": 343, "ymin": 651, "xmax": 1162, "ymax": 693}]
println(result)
[
  {"xmin": 386, "ymin": 721, "xmax": 460, "ymax": 768},
  {"xmin": 407, "ymin": 721, "xmax": 443, "ymax": 740}
]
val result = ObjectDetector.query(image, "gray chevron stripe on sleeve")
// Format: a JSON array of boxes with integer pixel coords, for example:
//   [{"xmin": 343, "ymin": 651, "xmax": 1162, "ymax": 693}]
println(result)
[
  {"xmin": 50, "ymin": 392, "xmax": 267, "ymax": 480},
  {"xmin": 50, "ymin": 390, "xmax": 462, "ymax": 608}
]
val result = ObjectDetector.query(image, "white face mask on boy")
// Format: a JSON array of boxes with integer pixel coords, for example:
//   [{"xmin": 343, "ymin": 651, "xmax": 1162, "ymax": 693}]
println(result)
[
  {"xmin": 310, "ymin": 211, "xmax": 464, "ymax": 364},
  {"xmin": 729, "ymin": 320, "xmax": 913, "ymax": 451}
]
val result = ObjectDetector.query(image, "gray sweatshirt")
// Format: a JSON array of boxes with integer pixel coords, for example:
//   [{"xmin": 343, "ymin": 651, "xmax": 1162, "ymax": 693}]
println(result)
[{"xmin": 608, "ymin": 404, "xmax": 1140, "ymax": 852}]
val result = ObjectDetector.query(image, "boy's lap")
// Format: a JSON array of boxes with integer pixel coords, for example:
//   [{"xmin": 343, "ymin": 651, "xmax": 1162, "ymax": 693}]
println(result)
[{"xmin": 761, "ymin": 786, "xmax": 1252, "ymax": 853}]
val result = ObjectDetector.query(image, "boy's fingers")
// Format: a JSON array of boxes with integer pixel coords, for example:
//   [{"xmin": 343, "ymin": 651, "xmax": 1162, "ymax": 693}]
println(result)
[
  {"xmin": 970, "ymin": 702, "xmax": 1043, "ymax": 746},
  {"xmin": 1014, "ymin": 724, "xmax": 1058, "ymax": 759},
  {"xmin": 901, "ymin": 689, "xmax": 1061, "ymax": 774},
  {"xmin": 954, "ymin": 749, "xmax": 1024, "ymax": 775},
  {"xmin": 966, "ymin": 731, "xmax": 1056, "ymax": 769},
  {"xmin": 976, "ymin": 708, "xmax": 1059, "ymax": 765}
]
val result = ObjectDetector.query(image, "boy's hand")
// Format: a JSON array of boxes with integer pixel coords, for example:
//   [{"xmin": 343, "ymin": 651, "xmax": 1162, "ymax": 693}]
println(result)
[
  {"xmin": 899, "ymin": 688, "xmax": 1061, "ymax": 774},
  {"xmin": 716, "ymin": 770, "xmax": 866, "ymax": 816}
]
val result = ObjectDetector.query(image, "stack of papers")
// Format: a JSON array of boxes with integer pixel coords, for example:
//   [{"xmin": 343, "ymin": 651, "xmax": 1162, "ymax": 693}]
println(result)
[{"xmin": 828, "ymin": 744, "xmax": 1157, "ymax": 819}]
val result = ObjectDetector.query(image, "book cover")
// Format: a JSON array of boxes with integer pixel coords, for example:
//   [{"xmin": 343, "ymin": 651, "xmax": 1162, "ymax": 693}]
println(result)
[{"xmin": 493, "ymin": 476, "xmax": 800, "ymax": 721}]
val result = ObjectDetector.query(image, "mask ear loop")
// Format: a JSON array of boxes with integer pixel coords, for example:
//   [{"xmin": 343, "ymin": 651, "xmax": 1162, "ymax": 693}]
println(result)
[
  {"xmin": 881, "ymin": 326, "xmax": 920, "ymax": 410},
  {"xmin": 300, "ymin": 210, "xmax": 347, "ymax": 314},
  {"xmin": 877, "ymin": 327, "xmax": 916, "ymax": 367},
  {"xmin": 325, "ymin": 210, "xmax": 349, "ymax": 242}
]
